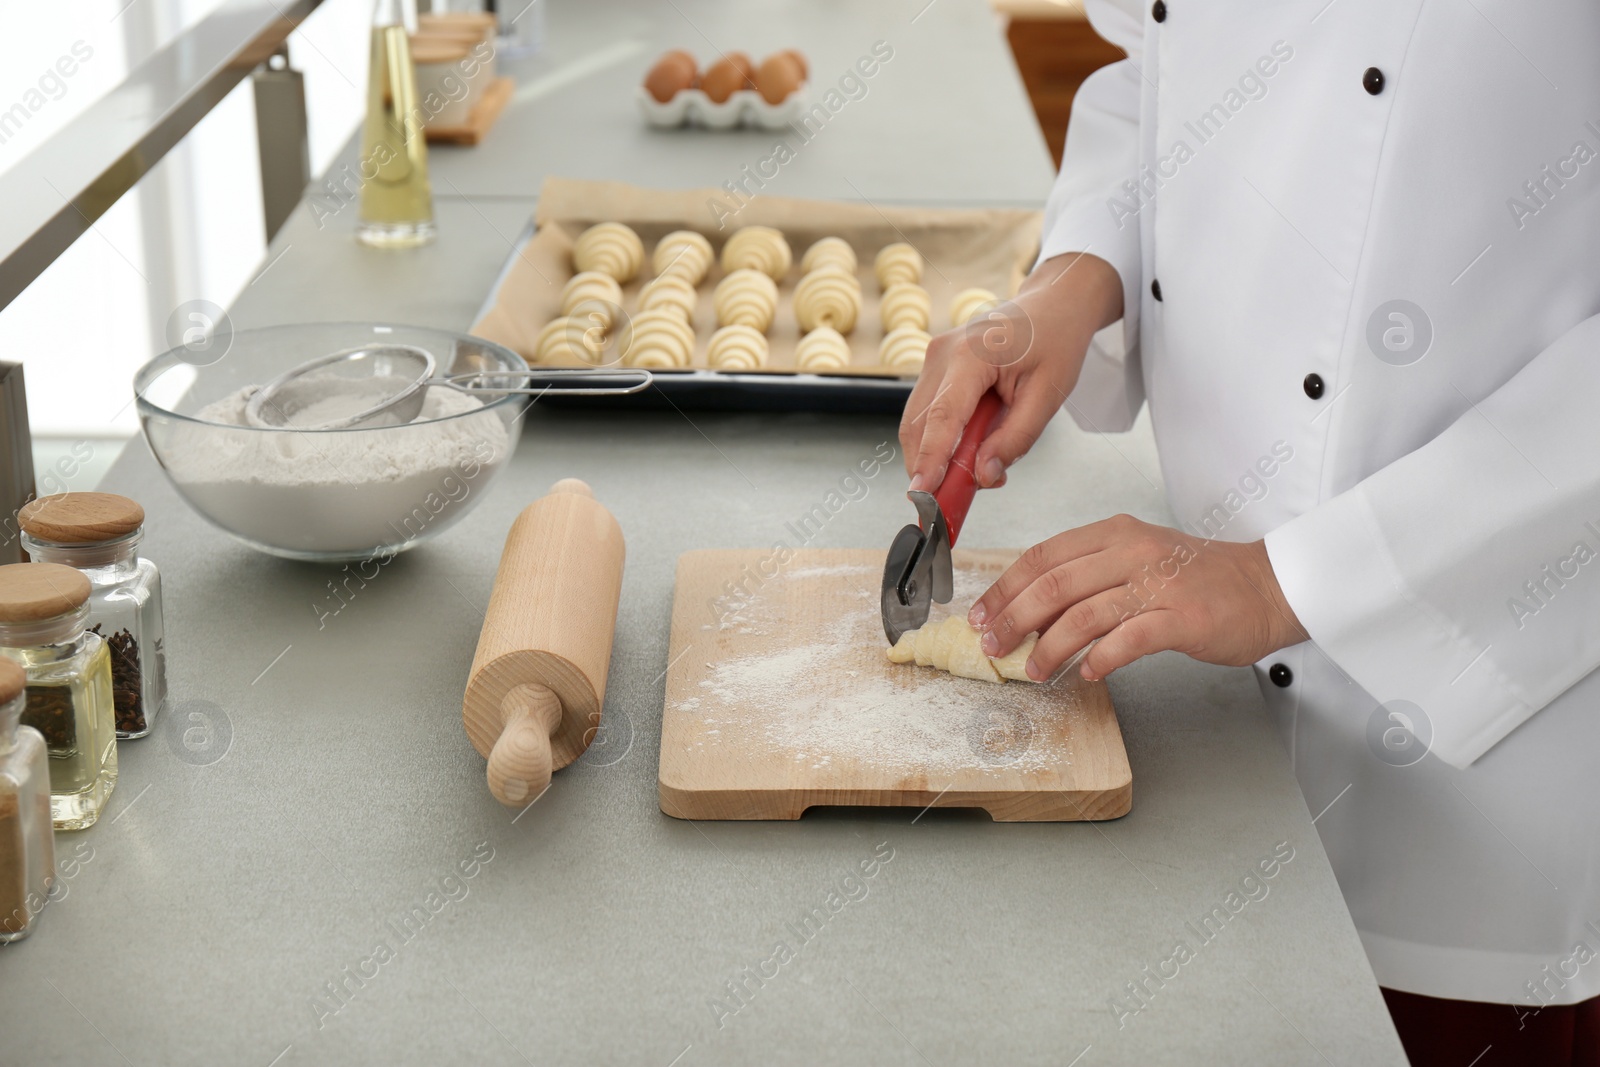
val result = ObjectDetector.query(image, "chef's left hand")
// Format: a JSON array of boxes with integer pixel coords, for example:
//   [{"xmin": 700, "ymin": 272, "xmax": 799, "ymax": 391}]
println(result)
[{"xmin": 970, "ymin": 515, "xmax": 1309, "ymax": 682}]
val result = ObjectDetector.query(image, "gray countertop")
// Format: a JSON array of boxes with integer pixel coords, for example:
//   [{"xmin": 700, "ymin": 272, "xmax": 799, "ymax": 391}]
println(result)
[
  {"xmin": 427, "ymin": 0, "xmax": 1057, "ymax": 205},
  {"xmin": 0, "ymin": 3, "xmax": 1406, "ymax": 1063}
]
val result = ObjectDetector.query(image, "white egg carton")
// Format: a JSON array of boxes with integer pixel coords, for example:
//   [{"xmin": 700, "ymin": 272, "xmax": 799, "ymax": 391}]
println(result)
[{"xmin": 636, "ymin": 84, "xmax": 809, "ymax": 131}]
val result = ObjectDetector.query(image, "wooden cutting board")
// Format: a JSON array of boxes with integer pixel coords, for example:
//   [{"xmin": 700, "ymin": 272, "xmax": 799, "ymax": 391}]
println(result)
[{"xmin": 658, "ymin": 549, "xmax": 1132, "ymax": 822}]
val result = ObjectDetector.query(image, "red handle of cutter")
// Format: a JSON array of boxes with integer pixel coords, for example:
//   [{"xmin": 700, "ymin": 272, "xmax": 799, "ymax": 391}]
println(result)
[{"xmin": 933, "ymin": 389, "xmax": 1004, "ymax": 547}]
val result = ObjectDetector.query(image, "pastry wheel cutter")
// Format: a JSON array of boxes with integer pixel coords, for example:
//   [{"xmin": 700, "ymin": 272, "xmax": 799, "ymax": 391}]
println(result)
[{"xmin": 881, "ymin": 390, "xmax": 1004, "ymax": 645}]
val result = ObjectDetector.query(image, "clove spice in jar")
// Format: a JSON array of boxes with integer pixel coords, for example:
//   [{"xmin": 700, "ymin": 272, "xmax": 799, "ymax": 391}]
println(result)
[
  {"xmin": 89, "ymin": 625, "xmax": 144, "ymax": 735},
  {"xmin": 20, "ymin": 493, "xmax": 167, "ymax": 739}
]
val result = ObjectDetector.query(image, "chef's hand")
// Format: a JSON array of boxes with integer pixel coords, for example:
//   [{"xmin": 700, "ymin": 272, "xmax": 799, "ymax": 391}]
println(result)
[
  {"xmin": 900, "ymin": 251, "xmax": 1122, "ymax": 492},
  {"xmin": 970, "ymin": 515, "xmax": 1308, "ymax": 682}
]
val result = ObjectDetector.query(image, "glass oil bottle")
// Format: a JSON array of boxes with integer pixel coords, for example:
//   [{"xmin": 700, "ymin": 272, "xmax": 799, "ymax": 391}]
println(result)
[
  {"xmin": 0, "ymin": 658, "xmax": 53, "ymax": 941},
  {"xmin": 357, "ymin": 0, "xmax": 436, "ymax": 247},
  {"xmin": 0, "ymin": 563, "xmax": 117, "ymax": 831}
]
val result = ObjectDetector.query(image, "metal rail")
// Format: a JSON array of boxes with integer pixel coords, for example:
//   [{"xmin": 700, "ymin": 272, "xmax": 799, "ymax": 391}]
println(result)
[{"xmin": 0, "ymin": 0, "xmax": 323, "ymax": 313}]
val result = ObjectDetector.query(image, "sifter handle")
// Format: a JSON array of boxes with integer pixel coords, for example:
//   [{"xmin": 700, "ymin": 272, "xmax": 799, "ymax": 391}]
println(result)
[
  {"xmin": 443, "ymin": 368, "xmax": 652, "ymax": 397},
  {"xmin": 933, "ymin": 389, "xmax": 1003, "ymax": 547}
]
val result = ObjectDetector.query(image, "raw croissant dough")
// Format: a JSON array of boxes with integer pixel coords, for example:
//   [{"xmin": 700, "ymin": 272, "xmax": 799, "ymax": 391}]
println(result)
[
  {"xmin": 714, "ymin": 269, "xmax": 779, "ymax": 331},
  {"xmin": 886, "ymin": 616, "xmax": 1038, "ymax": 684},
  {"xmin": 874, "ymin": 242, "xmax": 923, "ymax": 289},
  {"xmin": 949, "ymin": 287, "xmax": 998, "ymax": 327},
  {"xmin": 536, "ymin": 316, "xmax": 604, "ymax": 364},
  {"xmin": 653, "ymin": 230, "xmax": 713, "ymax": 284},
  {"xmin": 879, "ymin": 326, "xmax": 931, "ymax": 372},
  {"xmin": 721, "ymin": 225, "xmax": 792, "ymax": 280},
  {"xmin": 795, "ymin": 326, "xmax": 850, "ymax": 371},
  {"xmin": 793, "ymin": 266, "xmax": 862, "ymax": 333},
  {"xmin": 880, "ymin": 283, "xmax": 931, "ymax": 332},
  {"xmin": 638, "ymin": 274, "xmax": 698, "ymax": 320},
  {"xmin": 800, "ymin": 236, "xmax": 856, "ymax": 275},
  {"xmin": 572, "ymin": 222, "xmax": 644, "ymax": 282},
  {"xmin": 560, "ymin": 271, "xmax": 623, "ymax": 319},
  {"xmin": 620, "ymin": 310, "xmax": 695, "ymax": 368},
  {"xmin": 706, "ymin": 324, "xmax": 769, "ymax": 370}
]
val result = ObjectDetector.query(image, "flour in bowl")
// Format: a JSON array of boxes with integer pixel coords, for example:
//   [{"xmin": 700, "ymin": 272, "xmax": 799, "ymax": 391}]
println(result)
[{"xmin": 161, "ymin": 384, "xmax": 511, "ymax": 555}]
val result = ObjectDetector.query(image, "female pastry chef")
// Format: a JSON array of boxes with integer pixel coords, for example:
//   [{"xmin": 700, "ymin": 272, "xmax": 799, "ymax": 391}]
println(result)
[{"xmin": 902, "ymin": 1, "xmax": 1600, "ymax": 1062}]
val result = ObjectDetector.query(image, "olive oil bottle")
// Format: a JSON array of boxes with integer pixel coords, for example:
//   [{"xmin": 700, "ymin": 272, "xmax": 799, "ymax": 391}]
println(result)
[
  {"xmin": 0, "ymin": 564, "xmax": 117, "ymax": 831},
  {"xmin": 357, "ymin": 0, "xmax": 436, "ymax": 247}
]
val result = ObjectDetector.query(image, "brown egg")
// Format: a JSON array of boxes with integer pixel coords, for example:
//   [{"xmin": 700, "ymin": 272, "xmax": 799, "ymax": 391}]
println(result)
[
  {"xmin": 780, "ymin": 49, "xmax": 808, "ymax": 81},
  {"xmin": 754, "ymin": 53, "xmax": 803, "ymax": 105},
  {"xmin": 700, "ymin": 54, "xmax": 754, "ymax": 103},
  {"xmin": 726, "ymin": 51, "xmax": 755, "ymax": 80},
  {"xmin": 644, "ymin": 52, "xmax": 697, "ymax": 102}
]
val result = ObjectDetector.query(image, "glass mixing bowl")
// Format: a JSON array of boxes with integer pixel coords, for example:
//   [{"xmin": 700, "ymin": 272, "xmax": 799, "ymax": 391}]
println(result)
[{"xmin": 134, "ymin": 322, "xmax": 527, "ymax": 562}]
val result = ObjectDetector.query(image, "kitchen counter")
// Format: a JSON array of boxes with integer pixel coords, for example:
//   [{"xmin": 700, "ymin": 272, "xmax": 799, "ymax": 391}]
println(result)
[
  {"xmin": 425, "ymin": 0, "xmax": 1056, "ymax": 205},
  {"xmin": 0, "ymin": 2, "xmax": 1406, "ymax": 1063}
]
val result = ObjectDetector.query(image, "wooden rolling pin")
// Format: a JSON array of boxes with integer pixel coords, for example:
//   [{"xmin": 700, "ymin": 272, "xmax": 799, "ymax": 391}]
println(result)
[{"xmin": 462, "ymin": 479, "xmax": 625, "ymax": 807}]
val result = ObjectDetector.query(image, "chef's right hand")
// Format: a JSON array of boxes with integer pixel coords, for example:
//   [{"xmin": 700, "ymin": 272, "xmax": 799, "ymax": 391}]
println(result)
[{"xmin": 899, "ymin": 251, "xmax": 1123, "ymax": 492}]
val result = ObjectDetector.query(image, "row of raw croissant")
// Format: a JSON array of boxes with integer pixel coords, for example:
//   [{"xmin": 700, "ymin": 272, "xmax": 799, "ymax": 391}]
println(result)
[
  {"xmin": 788, "ymin": 236, "xmax": 923, "ymax": 373},
  {"xmin": 534, "ymin": 222, "xmax": 1000, "ymax": 373}
]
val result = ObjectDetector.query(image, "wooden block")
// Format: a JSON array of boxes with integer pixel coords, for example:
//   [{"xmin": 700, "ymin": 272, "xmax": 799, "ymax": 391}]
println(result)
[
  {"xmin": 425, "ymin": 76, "xmax": 514, "ymax": 146},
  {"xmin": 659, "ymin": 548, "xmax": 1132, "ymax": 822},
  {"xmin": 1006, "ymin": 19, "xmax": 1126, "ymax": 166}
]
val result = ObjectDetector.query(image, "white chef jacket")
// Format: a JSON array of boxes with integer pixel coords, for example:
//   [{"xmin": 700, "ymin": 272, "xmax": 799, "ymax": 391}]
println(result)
[{"xmin": 1040, "ymin": 0, "xmax": 1600, "ymax": 1005}]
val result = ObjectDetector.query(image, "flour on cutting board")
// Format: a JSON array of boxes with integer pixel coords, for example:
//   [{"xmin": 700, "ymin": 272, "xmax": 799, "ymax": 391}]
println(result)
[
  {"xmin": 709, "ymin": 562, "xmax": 877, "ymax": 636},
  {"xmin": 675, "ymin": 560, "xmax": 1080, "ymax": 776},
  {"xmin": 780, "ymin": 563, "xmax": 878, "ymax": 582}
]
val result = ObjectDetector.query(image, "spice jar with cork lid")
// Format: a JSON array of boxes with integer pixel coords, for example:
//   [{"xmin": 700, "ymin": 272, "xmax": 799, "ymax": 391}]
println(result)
[
  {"xmin": 0, "ymin": 563, "xmax": 117, "ymax": 830},
  {"xmin": 0, "ymin": 657, "xmax": 54, "ymax": 941},
  {"xmin": 20, "ymin": 492, "xmax": 166, "ymax": 738}
]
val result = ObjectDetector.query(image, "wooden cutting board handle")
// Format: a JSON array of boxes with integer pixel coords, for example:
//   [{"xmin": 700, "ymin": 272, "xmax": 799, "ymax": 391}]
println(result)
[{"xmin": 462, "ymin": 479, "xmax": 625, "ymax": 807}]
